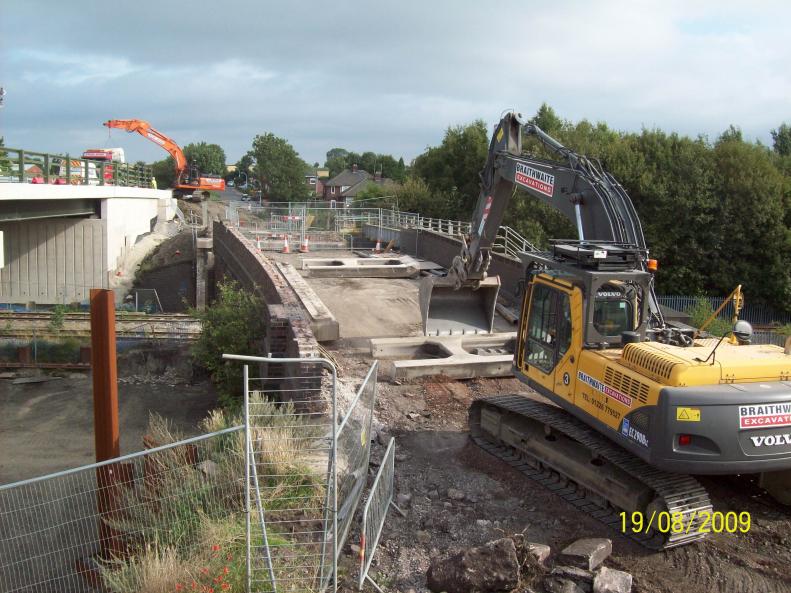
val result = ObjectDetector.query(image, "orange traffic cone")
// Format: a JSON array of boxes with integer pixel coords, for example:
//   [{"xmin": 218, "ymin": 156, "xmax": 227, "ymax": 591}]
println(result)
[
  {"xmin": 281, "ymin": 234, "xmax": 291, "ymax": 254},
  {"xmin": 374, "ymin": 238, "xmax": 382, "ymax": 253},
  {"xmin": 299, "ymin": 236, "xmax": 310, "ymax": 253},
  {"xmin": 256, "ymin": 239, "xmax": 262, "ymax": 252}
]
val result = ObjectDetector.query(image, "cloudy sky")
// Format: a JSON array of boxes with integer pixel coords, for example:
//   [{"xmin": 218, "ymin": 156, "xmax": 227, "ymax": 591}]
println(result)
[{"xmin": 1, "ymin": 0, "xmax": 789, "ymax": 166}]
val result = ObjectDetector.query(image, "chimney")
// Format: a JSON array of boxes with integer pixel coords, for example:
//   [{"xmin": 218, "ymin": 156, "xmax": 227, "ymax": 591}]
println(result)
[{"xmin": 352, "ymin": 163, "xmax": 358, "ymax": 173}]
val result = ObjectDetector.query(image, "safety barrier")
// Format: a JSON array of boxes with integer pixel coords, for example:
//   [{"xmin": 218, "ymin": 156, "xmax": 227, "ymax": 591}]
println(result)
[
  {"xmin": 229, "ymin": 353, "xmax": 378, "ymax": 592},
  {"xmin": 0, "ymin": 426, "xmax": 245, "ymax": 593},
  {"xmin": 358, "ymin": 437, "xmax": 396, "ymax": 592},
  {"xmin": 336, "ymin": 361, "xmax": 378, "ymax": 551},
  {"xmin": 0, "ymin": 147, "xmax": 153, "ymax": 188}
]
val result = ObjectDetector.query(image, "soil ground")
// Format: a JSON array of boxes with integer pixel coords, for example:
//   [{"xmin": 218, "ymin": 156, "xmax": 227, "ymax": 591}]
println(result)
[
  {"xmin": 0, "ymin": 373, "xmax": 218, "ymax": 484},
  {"xmin": 327, "ymin": 349, "xmax": 791, "ymax": 593}
]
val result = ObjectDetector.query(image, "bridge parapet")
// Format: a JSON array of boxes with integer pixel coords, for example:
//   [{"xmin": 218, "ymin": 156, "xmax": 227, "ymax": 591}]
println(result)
[{"xmin": 0, "ymin": 147, "xmax": 153, "ymax": 188}]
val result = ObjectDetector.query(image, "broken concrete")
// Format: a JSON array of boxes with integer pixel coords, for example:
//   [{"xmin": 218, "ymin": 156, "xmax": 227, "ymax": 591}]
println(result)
[
  {"xmin": 559, "ymin": 538, "xmax": 613, "ymax": 571},
  {"xmin": 593, "ymin": 567, "xmax": 632, "ymax": 593},
  {"xmin": 301, "ymin": 255, "xmax": 421, "ymax": 278},
  {"xmin": 426, "ymin": 538, "xmax": 520, "ymax": 593},
  {"xmin": 370, "ymin": 333, "xmax": 516, "ymax": 381},
  {"xmin": 275, "ymin": 262, "xmax": 340, "ymax": 341}
]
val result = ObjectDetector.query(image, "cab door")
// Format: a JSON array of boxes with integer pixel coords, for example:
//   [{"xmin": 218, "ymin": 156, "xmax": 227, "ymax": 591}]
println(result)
[{"xmin": 518, "ymin": 279, "xmax": 579, "ymax": 404}]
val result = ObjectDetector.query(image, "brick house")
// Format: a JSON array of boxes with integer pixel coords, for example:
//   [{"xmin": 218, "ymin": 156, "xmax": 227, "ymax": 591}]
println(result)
[{"xmin": 322, "ymin": 165, "xmax": 397, "ymax": 204}]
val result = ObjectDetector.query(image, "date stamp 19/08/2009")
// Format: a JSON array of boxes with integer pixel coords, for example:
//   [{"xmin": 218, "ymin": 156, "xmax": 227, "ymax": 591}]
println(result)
[{"xmin": 620, "ymin": 511, "xmax": 751, "ymax": 535}]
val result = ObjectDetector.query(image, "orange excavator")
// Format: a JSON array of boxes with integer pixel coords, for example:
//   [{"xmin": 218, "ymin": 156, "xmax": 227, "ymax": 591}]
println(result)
[{"xmin": 104, "ymin": 119, "xmax": 225, "ymax": 199}]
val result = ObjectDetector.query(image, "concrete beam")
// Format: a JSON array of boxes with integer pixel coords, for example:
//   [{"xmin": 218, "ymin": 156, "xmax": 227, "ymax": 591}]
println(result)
[
  {"xmin": 302, "ymin": 255, "xmax": 420, "ymax": 278},
  {"xmin": 370, "ymin": 332, "xmax": 517, "ymax": 380},
  {"xmin": 276, "ymin": 262, "xmax": 340, "ymax": 341}
]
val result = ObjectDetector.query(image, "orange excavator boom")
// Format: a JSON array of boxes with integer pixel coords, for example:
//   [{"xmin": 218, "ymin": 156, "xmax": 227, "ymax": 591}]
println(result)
[
  {"xmin": 104, "ymin": 119, "xmax": 187, "ymax": 173},
  {"xmin": 103, "ymin": 119, "xmax": 224, "ymax": 195}
]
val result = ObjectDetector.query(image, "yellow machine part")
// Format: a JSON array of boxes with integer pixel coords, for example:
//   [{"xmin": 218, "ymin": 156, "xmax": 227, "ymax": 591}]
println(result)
[{"xmin": 514, "ymin": 274, "xmax": 791, "ymax": 434}]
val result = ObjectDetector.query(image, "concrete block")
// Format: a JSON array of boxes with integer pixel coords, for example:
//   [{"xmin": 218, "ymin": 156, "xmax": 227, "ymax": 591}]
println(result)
[
  {"xmin": 527, "ymin": 542, "xmax": 551, "ymax": 565},
  {"xmin": 593, "ymin": 567, "xmax": 632, "ymax": 593},
  {"xmin": 276, "ymin": 262, "xmax": 339, "ymax": 342},
  {"xmin": 370, "ymin": 333, "xmax": 516, "ymax": 380},
  {"xmin": 559, "ymin": 538, "xmax": 612, "ymax": 571},
  {"xmin": 302, "ymin": 255, "xmax": 420, "ymax": 278}
]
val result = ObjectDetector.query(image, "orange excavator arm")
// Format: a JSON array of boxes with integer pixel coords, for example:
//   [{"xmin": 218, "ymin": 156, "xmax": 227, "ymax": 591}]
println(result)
[{"xmin": 104, "ymin": 119, "xmax": 187, "ymax": 174}]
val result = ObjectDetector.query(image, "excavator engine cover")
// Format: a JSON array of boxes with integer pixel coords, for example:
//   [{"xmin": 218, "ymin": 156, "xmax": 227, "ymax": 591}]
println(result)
[{"xmin": 419, "ymin": 275, "xmax": 500, "ymax": 336}]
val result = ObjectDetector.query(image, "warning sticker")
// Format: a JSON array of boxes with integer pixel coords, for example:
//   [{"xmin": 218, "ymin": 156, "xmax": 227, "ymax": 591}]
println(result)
[
  {"xmin": 739, "ymin": 402, "xmax": 791, "ymax": 430},
  {"xmin": 676, "ymin": 407, "xmax": 701, "ymax": 422},
  {"xmin": 515, "ymin": 162, "xmax": 555, "ymax": 197}
]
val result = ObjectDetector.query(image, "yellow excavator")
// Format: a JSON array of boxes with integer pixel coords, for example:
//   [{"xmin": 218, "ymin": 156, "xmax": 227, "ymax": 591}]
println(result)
[{"xmin": 420, "ymin": 111, "xmax": 791, "ymax": 549}]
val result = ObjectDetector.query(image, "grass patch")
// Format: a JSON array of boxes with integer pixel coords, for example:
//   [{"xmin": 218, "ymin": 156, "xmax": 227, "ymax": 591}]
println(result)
[{"xmin": 101, "ymin": 396, "xmax": 330, "ymax": 593}]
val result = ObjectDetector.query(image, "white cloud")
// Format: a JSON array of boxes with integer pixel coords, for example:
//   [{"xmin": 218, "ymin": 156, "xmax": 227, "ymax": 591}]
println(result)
[{"xmin": 1, "ymin": 0, "xmax": 790, "ymax": 164}]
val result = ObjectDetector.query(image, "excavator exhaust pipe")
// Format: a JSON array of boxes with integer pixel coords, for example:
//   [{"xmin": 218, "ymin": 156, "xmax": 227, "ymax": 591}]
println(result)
[{"xmin": 419, "ymin": 275, "xmax": 501, "ymax": 336}]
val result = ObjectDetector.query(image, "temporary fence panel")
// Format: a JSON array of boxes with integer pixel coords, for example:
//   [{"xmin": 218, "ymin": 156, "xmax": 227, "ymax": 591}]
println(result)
[
  {"xmin": 0, "ymin": 426, "xmax": 244, "ymax": 593},
  {"xmin": 657, "ymin": 295, "xmax": 791, "ymax": 326},
  {"xmin": 336, "ymin": 361, "xmax": 378, "ymax": 557},
  {"xmin": 358, "ymin": 437, "xmax": 396, "ymax": 591},
  {"xmin": 230, "ymin": 354, "xmax": 338, "ymax": 593},
  {"xmin": 228, "ymin": 353, "xmax": 379, "ymax": 593}
]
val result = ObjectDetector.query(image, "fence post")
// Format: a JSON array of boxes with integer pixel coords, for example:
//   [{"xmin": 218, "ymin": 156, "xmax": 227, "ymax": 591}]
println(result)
[
  {"xmin": 89, "ymin": 288, "xmax": 122, "ymax": 560},
  {"xmin": 17, "ymin": 150, "xmax": 24, "ymax": 182}
]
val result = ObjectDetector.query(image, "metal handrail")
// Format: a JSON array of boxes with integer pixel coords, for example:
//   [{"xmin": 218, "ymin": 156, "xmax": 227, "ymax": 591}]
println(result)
[{"xmin": 0, "ymin": 147, "xmax": 153, "ymax": 188}]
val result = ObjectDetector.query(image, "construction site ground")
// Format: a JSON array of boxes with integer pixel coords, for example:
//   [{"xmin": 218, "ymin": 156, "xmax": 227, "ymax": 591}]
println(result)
[
  {"xmin": 5, "ymin": 225, "xmax": 790, "ymax": 593},
  {"xmin": 327, "ymin": 348, "xmax": 791, "ymax": 593},
  {"xmin": 265, "ymin": 247, "xmax": 791, "ymax": 593}
]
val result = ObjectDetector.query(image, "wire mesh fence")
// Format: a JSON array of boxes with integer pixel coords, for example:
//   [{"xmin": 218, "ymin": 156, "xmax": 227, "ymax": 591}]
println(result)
[
  {"xmin": 244, "ymin": 358, "xmax": 336, "ymax": 593},
  {"xmin": 2, "ymin": 352, "xmax": 381, "ymax": 593},
  {"xmin": 0, "ymin": 426, "xmax": 245, "ymax": 593},
  {"xmin": 336, "ymin": 361, "xmax": 377, "ymax": 555},
  {"xmin": 358, "ymin": 437, "xmax": 395, "ymax": 591}
]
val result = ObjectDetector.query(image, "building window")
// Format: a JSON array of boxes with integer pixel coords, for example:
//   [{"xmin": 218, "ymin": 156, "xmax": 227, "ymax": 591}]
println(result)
[
  {"xmin": 309, "ymin": 178, "xmax": 316, "ymax": 185},
  {"xmin": 330, "ymin": 186, "xmax": 336, "ymax": 194}
]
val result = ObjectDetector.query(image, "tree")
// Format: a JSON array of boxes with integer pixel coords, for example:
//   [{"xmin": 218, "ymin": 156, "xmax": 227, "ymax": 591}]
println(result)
[
  {"xmin": 530, "ymin": 102, "xmax": 564, "ymax": 135},
  {"xmin": 152, "ymin": 158, "xmax": 175, "ymax": 189},
  {"xmin": 771, "ymin": 123, "xmax": 791, "ymax": 156},
  {"xmin": 411, "ymin": 120, "xmax": 490, "ymax": 216},
  {"xmin": 717, "ymin": 125, "xmax": 743, "ymax": 144},
  {"xmin": 183, "ymin": 142, "xmax": 226, "ymax": 176},
  {"xmin": 325, "ymin": 148, "xmax": 349, "ymax": 178},
  {"xmin": 0, "ymin": 136, "xmax": 10, "ymax": 177},
  {"xmin": 249, "ymin": 133, "xmax": 310, "ymax": 201},
  {"xmin": 235, "ymin": 154, "xmax": 254, "ymax": 180}
]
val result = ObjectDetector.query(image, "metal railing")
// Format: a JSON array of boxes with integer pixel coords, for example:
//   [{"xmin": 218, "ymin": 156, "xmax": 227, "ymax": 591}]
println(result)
[
  {"xmin": 358, "ymin": 437, "xmax": 396, "ymax": 592},
  {"xmin": 226, "ymin": 203, "xmax": 536, "ymax": 260},
  {"xmin": 0, "ymin": 147, "xmax": 153, "ymax": 188},
  {"xmin": 0, "ymin": 426, "xmax": 245, "ymax": 593},
  {"xmin": 657, "ymin": 295, "xmax": 791, "ymax": 327}
]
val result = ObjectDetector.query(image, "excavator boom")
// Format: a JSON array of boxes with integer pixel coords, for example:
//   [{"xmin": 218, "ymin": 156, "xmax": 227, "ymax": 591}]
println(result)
[
  {"xmin": 104, "ymin": 119, "xmax": 224, "ymax": 195},
  {"xmin": 421, "ymin": 111, "xmax": 662, "ymax": 335}
]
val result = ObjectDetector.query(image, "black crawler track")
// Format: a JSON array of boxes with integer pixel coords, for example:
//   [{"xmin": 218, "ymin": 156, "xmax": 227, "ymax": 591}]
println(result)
[{"xmin": 469, "ymin": 395, "xmax": 713, "ymax": 550}]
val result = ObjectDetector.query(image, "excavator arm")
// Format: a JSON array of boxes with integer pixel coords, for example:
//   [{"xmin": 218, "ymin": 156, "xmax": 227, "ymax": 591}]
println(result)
[
  {"xmin": 104, "ymin": 119, "xmax": 188, "ymax": 178},
  {"xmin": 422, "ymin": 111, "xmax": 664, "ymax": 336}
]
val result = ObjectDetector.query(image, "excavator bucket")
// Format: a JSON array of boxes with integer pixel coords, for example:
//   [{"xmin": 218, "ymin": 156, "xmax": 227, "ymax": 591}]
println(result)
[{"xmin": 419, "ymin": 275, "xmax": 501, "ymax": 336}]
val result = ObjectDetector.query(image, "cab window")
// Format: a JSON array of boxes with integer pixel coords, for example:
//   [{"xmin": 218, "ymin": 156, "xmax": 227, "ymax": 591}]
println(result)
[
  {"xmin": 593, "ymin": 299, "xmax": 633, "ymax": 337},
  {"xmin": 525, "ymin": 284, "xmax": 572, "ymax": 373}
]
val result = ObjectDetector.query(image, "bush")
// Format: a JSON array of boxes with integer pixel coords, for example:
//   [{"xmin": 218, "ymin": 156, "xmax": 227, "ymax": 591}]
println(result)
[
  {"xmin": 190, "ymin": 280, "xmax": 267, "ymax": 408},
  {"xmin": 686, "ymin": 298, "xmax": 733, "ymax": 337}
]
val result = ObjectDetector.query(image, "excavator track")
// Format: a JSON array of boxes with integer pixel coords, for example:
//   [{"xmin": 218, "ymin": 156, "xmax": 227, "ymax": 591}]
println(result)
[{"xmin": 469, "ymin": 394, "xmax": 713, "ymax": 550}]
